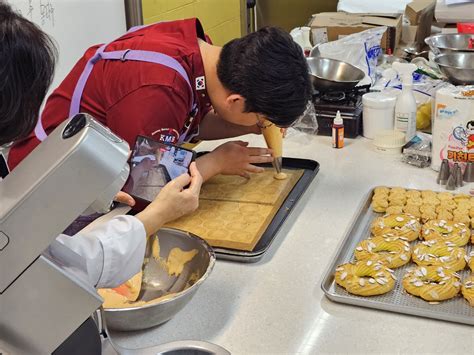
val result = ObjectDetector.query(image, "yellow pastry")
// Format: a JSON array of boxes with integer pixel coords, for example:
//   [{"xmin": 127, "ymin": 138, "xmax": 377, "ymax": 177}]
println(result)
[
  {"xmin": 406, "ymin": 190, "xmax": 421, "ymax": 199},
  {"xmin": 374, "ymin": 187, "xmax": 390, "ymax": 195},
  {"xmin": 402, "ymin": 266, "xmax": 461, "ymax": 302},
  {"xmin": 455, "ymin": 200, "xmax": 470, "ymax": 211},
  {"xmin": 386, "ymin": 206, "xmax": 403, "ymax": 215},
  {"xmin": 354, "ymin": 236, "xmax": 411, "ymax": 269},
  {"xmin": 371, "ymin": 214, "xmax": 421, "ymax": 242},
  {"xmin": 421, "ymin": 220, "xmax": 471, "ymax": 247},
  {"xmin": 461, "ymin": 276, "xmax": 474, "ymax": 307},
  {"xmin": 421, "ymin": 210, "xmax": 438, "ymax": 224},
  {"xmin": 412, "ymin": 240, "xmax": 466, "ymax": 271},
  {"xmin": 335, "ymin": 261, "xmax": 396, "ymax": 296},
  {"xmin": 452, "ymin": 212, "xmax": 470, "ymax": 226},
  {"xmin": 371, "ymin": 197, "xmax": 388, "ymax": 213},
  {"xmin": 468, "ymin": 251, "xmax": 474, "ymax": 272},
  {"xmin": 390, "ymin": 187, "xmax": 406, "ymax": 195},
  {"xmin": 437, "ymin": 210, "xmax": 453, "ymax": 221},
  {"xmin": 469, "ymin": 207, "xmax": 474, "ymax": 218},
  {"xmin": 423, "ymin": 197, "xmax": 441, "ymax": 207},
  {"xmin": 453, "ymin": 193, "xmax": 470, "ymax": 202},
  {"xmin": 421, "ymin": 190, "xmax": 438, "ymax": 199},
  {"xmin": 388, "ymin": 197, "xmax": 406, "ymax": 207},
  {"xmin": 438, "ymin": 192, "xmax": 454, "ymax": 201},
  {"xmin": 403, "ymin": 204, "xmax": 421, "ymax": 218},
  {"xmin": 436, "ymin": 200, "xmax": 457, "ymax": 212},
  {"xmin": 406, "ymin": 197, "xmax": 423, "ymax": 206}
]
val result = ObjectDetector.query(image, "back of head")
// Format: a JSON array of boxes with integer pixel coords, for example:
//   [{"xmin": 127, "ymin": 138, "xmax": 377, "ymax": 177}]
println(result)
[
  {"xmin": 0, "ymin": 1, "xmax": 57, "ymax": 145},
  {"xmin": 217, "ymin": 27, "xmax": 311, "ymax": 127}
]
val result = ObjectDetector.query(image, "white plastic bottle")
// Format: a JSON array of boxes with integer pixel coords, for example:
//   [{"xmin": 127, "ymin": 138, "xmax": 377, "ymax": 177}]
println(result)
[{"xmin": 392, "ymin": 62, "xmax": 417, "ymax": 143}]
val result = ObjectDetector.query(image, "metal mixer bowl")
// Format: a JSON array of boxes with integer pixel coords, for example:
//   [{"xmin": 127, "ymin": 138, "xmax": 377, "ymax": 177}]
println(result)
[
  {"xmin": 307, "ymin": 57, "xmax": 365, "ymax": 91},
  {"xmin": 425, "ymin": 34, "xmax": 474, "ymax": 54},
  {"xmin": 434, "ymin": 52, "xmax": 474, "ymax": 85},
  {"xmin": 103, "ymin": 228, "xmax": 215, "ymax": 331}
]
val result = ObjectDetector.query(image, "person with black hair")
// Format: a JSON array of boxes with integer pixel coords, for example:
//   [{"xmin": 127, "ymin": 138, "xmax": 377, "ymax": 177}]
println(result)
[
  {"xmin": 8, "ymin": 18, "xmax": 312, "ymax": 182},
  {"xmin": 0, "ymin": 1, "xmax": 202, "ymax": 288}
]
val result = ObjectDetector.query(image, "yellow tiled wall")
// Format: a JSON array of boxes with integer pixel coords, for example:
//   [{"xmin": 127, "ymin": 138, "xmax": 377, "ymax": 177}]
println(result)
[{"xmin": 142, "ymin": 0, "xmax": 246, "ymax": 45}]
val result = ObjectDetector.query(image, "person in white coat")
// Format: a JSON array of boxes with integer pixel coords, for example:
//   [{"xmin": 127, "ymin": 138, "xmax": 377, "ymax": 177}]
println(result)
[{"xmin": 0, "ymin": 2, "xmax": 202, "ymax": 288}]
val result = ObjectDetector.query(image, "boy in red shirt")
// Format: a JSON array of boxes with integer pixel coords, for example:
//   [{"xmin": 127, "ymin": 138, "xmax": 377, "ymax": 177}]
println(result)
[{"xmin": 9, "ymin": 18, "xmax": 311, "ymax": 180}]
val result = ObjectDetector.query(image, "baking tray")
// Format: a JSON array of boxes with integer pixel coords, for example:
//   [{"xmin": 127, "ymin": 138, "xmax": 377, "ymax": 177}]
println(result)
[
  {"xmin": 195, "ymin": 155, "xmax": 319, "ymax": 263},
  {"xmin": 321, "ymin": 188, "xmax": 474, "ymax": 326}
]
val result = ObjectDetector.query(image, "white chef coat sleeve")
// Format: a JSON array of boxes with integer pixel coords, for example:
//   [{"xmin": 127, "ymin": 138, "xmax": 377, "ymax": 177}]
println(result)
[{"xmin": 53, "ymin": 215, "xmax": 146, "ymax": 288}]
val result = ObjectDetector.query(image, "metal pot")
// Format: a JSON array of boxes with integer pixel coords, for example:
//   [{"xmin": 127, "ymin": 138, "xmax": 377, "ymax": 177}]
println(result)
[
  {"xmin": 434, "ymin": 52, "xmax": 474, "ymax": 85},
  {"xmin": 307, "ymin": 57, "xmax": 365, "ymax": 92},
  {"xmin": 102, "ymin": 228, "xmax": 216, "ymax": 331}
]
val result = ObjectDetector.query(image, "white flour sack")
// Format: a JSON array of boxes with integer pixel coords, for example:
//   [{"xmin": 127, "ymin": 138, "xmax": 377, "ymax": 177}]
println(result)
[{"xmin": 432, "ymin": 86, "xmax": 474, "ymax": 171}]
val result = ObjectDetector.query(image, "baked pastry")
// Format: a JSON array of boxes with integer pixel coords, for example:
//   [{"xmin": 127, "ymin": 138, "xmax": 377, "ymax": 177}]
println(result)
[
  {"xmin": 406, "ymin": 197, "xmax": 423, "ymax": 206},
  {"xmin": 452, "ymin": 212, "xmax": 470, "ymax": 226},
  {"xmin": 354, "ymin": 236, "xmax": 411, "ymax": 269},
  {"xmin": 455, "ymin": 200, "xmax": 470, "ymax": 211},
  {"xmin": 371, "ymin": 214, "xmax": 421, "ymax": 242},
  {"xmin": 402, "ymin": 266, "xmax": 461, "ymax": 302},
  {"xmin": 421, "ymin": 190, "xmax": 438, "ymax": 200},
  {"xmin": 371, "ymin": 197, "xmax": 388, "ymax": 213},
  {"xmin": 335, "ymin": 261, "xmax": 396, "ymax": 296},
  {"xmin": 388, "ymin": 197, "xmax": 406, "ymax": 207},
  {"xmin": 438, "ymin": 192, "xmax": 454, "ymax": 201},
  {"xmin": 468, "ymin": 251, "xmax": 474, "ymax": 272},
  {"xmin": 403, "ymin": 204, "xmax": 421, "ymax": 218},
  {"xmin": 437, "ymin": 200, "xmax": 457, "ymax": 212},
  {"xmin": 374, "ymin": 187, "xmax": 390, "ymax": 195},
  {"xmin": 386, "ymin": 206, "xmax": 404, "ymax": 215},
  {"xmin": 421, "ymin": 220, "xmax": 471, "ymax": 247},
  {"xmin": 437, "ymin": 209, "xmax": 453, "ymax": 221},
  {"xmin": 453, "ymin": 193, "xmax": 470, "ymax": 203},
  {"xmin": 462, "ymin": 276, "xmax": 474, "ymax": 307},
  {"xmin": 423, "ymin": 197, "xmax": 440, "ymax": 207},
  {"xmin": 406, "ymin": 190, "xmax": 421, "ymax": 199},
  {"xmin": 412, "ymin": 240, "xmax": 466, "ymax": 271}
]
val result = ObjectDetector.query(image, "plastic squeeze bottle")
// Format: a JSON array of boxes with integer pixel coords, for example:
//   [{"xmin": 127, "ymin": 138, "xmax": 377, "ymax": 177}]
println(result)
[
  {"xmin": 332, "ymin": 110, "xmax": 344, "ymax": 149},
  {"xmin": 392, "ymin": 62, "xmax": 417, "ymax": 143}
]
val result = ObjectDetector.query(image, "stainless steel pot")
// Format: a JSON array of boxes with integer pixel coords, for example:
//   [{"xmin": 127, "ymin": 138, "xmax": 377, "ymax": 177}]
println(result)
[
  {"xmin": 307, "ymin": 57, "xmax": 365, "ymax": 92},
  {"xmin": 102, "ymin": 228, "xmax": 216, "ymax": 331}
]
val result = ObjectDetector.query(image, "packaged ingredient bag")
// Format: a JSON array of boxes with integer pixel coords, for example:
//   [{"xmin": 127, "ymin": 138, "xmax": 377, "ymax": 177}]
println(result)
[{"xmin": 432, "ymin": 86, "xmax": 474, "ymax": 171}]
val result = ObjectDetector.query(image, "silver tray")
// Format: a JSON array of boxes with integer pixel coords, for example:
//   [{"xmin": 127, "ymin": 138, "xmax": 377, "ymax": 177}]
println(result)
[{"xmin": 321, "ymin": 188, "xmax": 474, "ymax": 325}]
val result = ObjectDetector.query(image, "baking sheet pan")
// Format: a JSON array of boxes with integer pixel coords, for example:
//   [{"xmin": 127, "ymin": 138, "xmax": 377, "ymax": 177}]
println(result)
[
  {"xmin": 321, "ymin": 188, "xmax": 474, "ymax": 326},
  {"xmin": 199, "ymin": 156, "xmax": 319, "ymax": 263}
]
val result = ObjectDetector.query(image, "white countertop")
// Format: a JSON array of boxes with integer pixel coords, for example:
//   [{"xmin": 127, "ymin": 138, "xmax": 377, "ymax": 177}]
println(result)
[{"xmin": 108, "ymin": 131, "xmax": 474, "ymax": 354}]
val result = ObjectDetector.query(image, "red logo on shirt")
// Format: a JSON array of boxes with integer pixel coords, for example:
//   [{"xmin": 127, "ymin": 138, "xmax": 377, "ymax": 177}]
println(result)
[{"xmin": 151, "ymin": 128, "xmax": 180, "ymax": 144}]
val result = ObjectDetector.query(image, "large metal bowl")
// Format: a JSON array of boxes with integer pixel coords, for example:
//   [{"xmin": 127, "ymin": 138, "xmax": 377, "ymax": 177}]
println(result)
[
  {"xmin": 307, "ymin": 57, "xmax": 365, "ymax": 92},
  {"xmin": 434, "ymin": 52, "xmax": 474, "ymax": 85},
  {"xmin": 425, "ymin": 34, "xmax": 474, "ymax": 55},
  {"xmin": 103, "ymin": 228, "xmax": 215, "ymax": 331}
]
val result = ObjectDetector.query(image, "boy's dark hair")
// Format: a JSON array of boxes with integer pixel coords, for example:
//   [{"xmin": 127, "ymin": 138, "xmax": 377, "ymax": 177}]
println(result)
[
  {"xmin": 0, "ymin": 1, "xmax": 57, "ymax": 145},
  {"xmin": 217, "ymin": 26, "xmax": 311, "ymax": 127}
]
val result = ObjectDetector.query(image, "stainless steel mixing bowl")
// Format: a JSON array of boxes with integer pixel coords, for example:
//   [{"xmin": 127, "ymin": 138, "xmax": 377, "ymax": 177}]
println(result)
[
  {"xmin": 307, "ymin": 57, "xmax": 365, "ymax": 91},
  {"xmin": 103, "ymin": 228, "xmax": 215, "ymax": 331},
  {"xmin": 434, "ymin": 52, "xmax": 474, "ymax": 85},
  {"xmin": 425, "ymin": 34, "xmax": 474, "ymax": 55}
]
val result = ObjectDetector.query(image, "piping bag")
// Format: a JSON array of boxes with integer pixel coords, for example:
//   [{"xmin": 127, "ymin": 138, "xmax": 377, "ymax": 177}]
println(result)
[{"xmin": 260, "ymin": 119, "xmax": 283, "ymax": 174}]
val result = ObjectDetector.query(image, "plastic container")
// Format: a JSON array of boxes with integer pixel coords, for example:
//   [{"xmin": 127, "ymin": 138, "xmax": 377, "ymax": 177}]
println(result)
[
  {"xmin": 362, "ymin": 92, "xmax": 397, "ymax": 139},
  {"xmin": 373, "ymin": 130, "xmax": 406, "ymax": 155}
]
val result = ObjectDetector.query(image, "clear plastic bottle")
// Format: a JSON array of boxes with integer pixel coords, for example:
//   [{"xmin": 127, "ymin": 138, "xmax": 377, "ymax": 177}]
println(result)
[{"xmin": 393, "ymin": 62, "xmax": 417, "ymax": 143}]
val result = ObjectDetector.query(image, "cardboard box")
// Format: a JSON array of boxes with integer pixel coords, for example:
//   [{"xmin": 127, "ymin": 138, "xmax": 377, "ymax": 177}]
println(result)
[
  {"xmin": 405, "ymin": 0, "xmax": 435, "ymax": 25},
  {"xmin": 309, "ymin": 12, "xmax": 402, "ymax": 52},
  {"xmin": 435, "ymin": 0, "xmax": 474, "ymax": 23},
  {"xmin": 404, "ymin": 0, "xmax": 435, "ymax": 51}
]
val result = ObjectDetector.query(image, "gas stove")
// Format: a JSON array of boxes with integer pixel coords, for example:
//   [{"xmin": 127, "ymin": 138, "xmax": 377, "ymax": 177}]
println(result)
[{"xmin": 313, "ymin": 85, "xmax": 370, "ymax": 138}]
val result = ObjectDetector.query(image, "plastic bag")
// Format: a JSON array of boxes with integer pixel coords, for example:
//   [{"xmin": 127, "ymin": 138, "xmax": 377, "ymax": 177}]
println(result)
[
  {"xmin": 402, "ymin": 132, "xmax": 432, "ymax": 168},
  {"xmin": 311, "ymin": 27, "xmax": 387, "ymax": 86},
  {"xmin": 291, "ymin": 101, "xmax": 318, "ymax": 135}
]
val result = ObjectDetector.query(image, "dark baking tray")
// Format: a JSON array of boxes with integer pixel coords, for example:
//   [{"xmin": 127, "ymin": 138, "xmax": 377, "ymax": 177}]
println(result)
[{"xmin": 197, "ymin": 156, "xmax": 319, "ymax": 263}]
